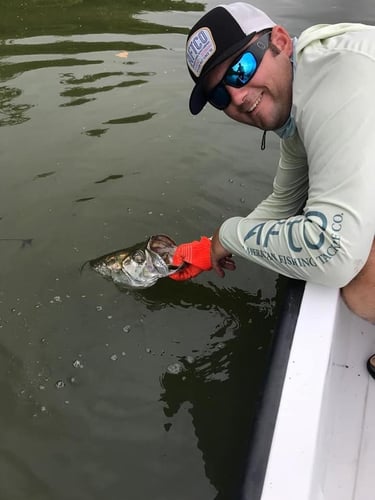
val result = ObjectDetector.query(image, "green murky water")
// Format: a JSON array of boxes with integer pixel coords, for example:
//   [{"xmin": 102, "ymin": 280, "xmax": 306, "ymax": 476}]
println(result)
[{"xmin": 0, "ymin": 1, "xmax": 373, "ymax": 499}]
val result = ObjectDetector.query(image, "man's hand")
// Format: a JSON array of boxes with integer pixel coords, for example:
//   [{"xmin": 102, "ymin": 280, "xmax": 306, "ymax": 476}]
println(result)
[
  {"xmin": 169, "ymin": 236, "xmax": 212, "ymax": 281},
  {"xmin": 169, "ymin": 234, "xmax": 236, "ymax": 281},
  {"xmin": 211, "ymin": 228, "xmax": 236, "ymax": 277}
]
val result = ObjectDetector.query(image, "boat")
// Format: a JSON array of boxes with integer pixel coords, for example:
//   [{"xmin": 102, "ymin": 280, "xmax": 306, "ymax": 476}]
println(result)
[{"xmin": 241, "ymin": 280, "xmax": 375, "ymax": 500}]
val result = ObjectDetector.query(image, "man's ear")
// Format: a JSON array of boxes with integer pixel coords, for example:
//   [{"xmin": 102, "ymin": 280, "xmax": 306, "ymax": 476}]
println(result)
[{"xmin": 270, "ymin": 26, "xmax": 293, "ymax": 56}]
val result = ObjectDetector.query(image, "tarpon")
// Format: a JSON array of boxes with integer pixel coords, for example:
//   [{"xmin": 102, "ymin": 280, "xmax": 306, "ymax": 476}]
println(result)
[{"xmin": 89, "ymin": 234, "xmax": 179, "ymax": 289}]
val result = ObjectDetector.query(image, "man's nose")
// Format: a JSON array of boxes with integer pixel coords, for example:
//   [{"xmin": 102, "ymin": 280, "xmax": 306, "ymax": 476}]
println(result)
[{"xmin": 225, "ymin": 84, "xmax": 248, "ymax": 107}]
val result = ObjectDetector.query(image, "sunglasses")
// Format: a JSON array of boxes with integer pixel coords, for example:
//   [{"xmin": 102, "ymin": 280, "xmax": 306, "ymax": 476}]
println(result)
[{"xmin": 207, "ymin": 31, "xmax": 271, "ymax": 110}]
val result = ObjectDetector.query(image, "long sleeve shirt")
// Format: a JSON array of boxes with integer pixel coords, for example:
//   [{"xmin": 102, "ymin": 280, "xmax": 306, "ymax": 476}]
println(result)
[{"xmin": 219, "ymin": 23, "xmax": 375, "ymax": 287}]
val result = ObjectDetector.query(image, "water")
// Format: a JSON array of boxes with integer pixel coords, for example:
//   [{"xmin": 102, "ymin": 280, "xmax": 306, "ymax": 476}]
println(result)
[{"xmin": 0, "ymin": 1, "xmax": 374, "ymax": 499}]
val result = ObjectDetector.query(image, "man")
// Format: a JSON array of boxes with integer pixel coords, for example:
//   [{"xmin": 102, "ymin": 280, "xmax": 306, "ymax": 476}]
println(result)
[{"xmin": 179, "ymin": 2, "xmax": 375, "ymax": 323}]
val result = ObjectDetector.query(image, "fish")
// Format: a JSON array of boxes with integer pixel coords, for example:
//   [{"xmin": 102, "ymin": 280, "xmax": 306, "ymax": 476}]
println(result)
[{"xmin": 89, "ymin": 234, "xmax": 180, "ymax": 289}]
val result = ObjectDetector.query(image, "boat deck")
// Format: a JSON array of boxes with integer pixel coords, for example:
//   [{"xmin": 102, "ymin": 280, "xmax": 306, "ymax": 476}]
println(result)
[
  {"xmin": 259, "ymin": 283, "xmax": 375, "ymax": 500},
  {"xmin": 317, "ymin": 294, "xmax": 375, "ymax": 500}
]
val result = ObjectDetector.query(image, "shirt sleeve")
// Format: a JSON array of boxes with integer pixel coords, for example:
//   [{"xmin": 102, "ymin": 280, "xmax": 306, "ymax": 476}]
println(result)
[{"xmin": 219, "ymin": 46, "xmax": 375, "ymax": 287}]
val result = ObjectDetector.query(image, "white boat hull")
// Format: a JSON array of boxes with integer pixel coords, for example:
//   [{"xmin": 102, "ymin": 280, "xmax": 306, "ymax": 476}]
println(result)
[{"xmin": 242, "ymin": 282, "xmax": 375, "ymax": 500}]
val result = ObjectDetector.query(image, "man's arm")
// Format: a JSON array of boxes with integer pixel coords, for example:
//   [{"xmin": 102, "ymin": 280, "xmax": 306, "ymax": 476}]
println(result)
[{"xmin": 217, "ymin": 43, "xmax": 375, "ymax": 287}]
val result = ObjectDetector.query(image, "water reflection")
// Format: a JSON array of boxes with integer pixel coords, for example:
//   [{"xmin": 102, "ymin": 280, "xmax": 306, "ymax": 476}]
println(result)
[
  {"xmin": 107, "ymin": 277, "xmax": 281, "ymax": 497},
  {"xmin": 75, "ymin": 196, "xmax": 95, "ymax": 203},
  {"xmin": 84, "ymin": 111, "xmax": 158, "ymax": 136},
  {"xmin": 88, "ymin": 272, "xmax": 280, "ymax": 498},
  {"xmin": 84, "ymin": 128, "xmax": 108, "ymax": 137},
  {"xmin": 0, "ymin": 0, "xmax": 200, "ymax": 128},
  {"xmin": 0, "ymin": 42, "xmax": 157, "ymax": 126},
  {"xmin": 60, "ymin": 73, "xmax": 149, "ymax": 105},
  {"xmin": 0, "ymin": 85, "xmax": 34, "ymax": 126},
  {"xmin": 137, "ymin": 275, "xmax": 275, "ymax": 315},
  {"xmin": 95, "ymin": 174, "xmax": 124, "ymax": 184},
  {"xmin": 0, "ymin": 56, "xmax": 102, "ymax": 84},
  {"xmin": 148, "ymin": 278, "xmax": 285, "ymax": 499},
  {"xmin": 0, "ymin": 238, "xmax": 33, "ymax": 248},
  {"xmin": 33, "ymin": 171, "xmax": 55, "ymax": 179},
  {"xmin": 104, "ymin": 112, "xmax": 156, "ymax": 124},
  {"xmin": 0, "ymin": 0, "xmax": 202, "ymax": 39}
]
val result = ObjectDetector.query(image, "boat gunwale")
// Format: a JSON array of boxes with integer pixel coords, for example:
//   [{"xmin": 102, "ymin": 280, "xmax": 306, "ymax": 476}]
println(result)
[{"xmin": 240, "ymin": 278, "xmax": 306, "ymax": 500}]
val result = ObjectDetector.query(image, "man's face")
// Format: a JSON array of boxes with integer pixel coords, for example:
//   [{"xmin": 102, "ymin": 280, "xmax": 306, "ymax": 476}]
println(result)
[{"xmin": 204, "ymin": 26, "xmax": 294, "ymax": 131}]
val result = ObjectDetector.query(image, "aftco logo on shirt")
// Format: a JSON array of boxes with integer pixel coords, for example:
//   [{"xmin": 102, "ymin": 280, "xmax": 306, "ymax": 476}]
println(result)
[{"xmin": 243, "ymin": 210, "xmax": 344, "ymax": 269}]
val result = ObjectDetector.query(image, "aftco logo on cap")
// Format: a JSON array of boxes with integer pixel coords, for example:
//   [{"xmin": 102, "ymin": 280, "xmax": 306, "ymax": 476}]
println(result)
[{"xmin": 186, "ymin": 28, "xmax": 216, "ymax": 77}]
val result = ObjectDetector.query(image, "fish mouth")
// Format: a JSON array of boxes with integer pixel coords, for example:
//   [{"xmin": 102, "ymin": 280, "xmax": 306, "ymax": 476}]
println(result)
[{"xmin": 148, "ymin": 234, "xmax": 177, "ymax": 265}]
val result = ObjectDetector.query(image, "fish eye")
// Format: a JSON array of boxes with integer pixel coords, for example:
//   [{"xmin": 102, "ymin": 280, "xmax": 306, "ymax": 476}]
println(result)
[{"xmin": 133, "ymin": 249, "xmax": 146, "ymax": 263}]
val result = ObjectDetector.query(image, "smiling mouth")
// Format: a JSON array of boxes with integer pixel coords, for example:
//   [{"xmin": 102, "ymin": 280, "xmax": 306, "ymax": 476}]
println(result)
[{"xmin": 248, "ymin": 94, "xmax": 263, "ymax": 113}]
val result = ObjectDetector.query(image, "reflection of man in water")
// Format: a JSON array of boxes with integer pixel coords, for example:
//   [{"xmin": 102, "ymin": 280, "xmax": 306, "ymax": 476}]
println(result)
[{"xmin": 156, "ymin": 277, "xmax": 286, "ymax": 499}]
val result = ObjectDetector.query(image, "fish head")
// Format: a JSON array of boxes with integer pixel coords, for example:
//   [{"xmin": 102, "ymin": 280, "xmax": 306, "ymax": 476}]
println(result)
[
  {"xmin": 90, "ymin": 234, "xmax": 179, "ymax": 289},
  {"xmin": 120, "ymin": 247, "xmax": 167, "ymax": 288}
]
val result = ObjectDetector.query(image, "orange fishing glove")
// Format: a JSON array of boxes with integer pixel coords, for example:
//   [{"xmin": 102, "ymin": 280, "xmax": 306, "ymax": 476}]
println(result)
[{"xmin": 169, "ymin": 236, "xmax": 212, "ymax": 281}]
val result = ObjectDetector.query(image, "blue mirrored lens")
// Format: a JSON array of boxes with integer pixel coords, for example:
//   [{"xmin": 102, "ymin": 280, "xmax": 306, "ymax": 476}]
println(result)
[
  {"xmin": 224, "ymin": 52, "xmax": 258, "ymax": 87},
  {"xmin": 206, "ymin": 32, "xmax": 270, "ymax": 110},
  {"xmin": 208, "ymin": 84, "xmax": 230, "ymax": 110}
]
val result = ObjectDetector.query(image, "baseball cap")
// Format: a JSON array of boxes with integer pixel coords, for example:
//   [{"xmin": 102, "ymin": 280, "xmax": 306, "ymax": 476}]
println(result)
[{"xmin": 186, "ymin": 2, "xmax": 276, "ymax": 115}]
